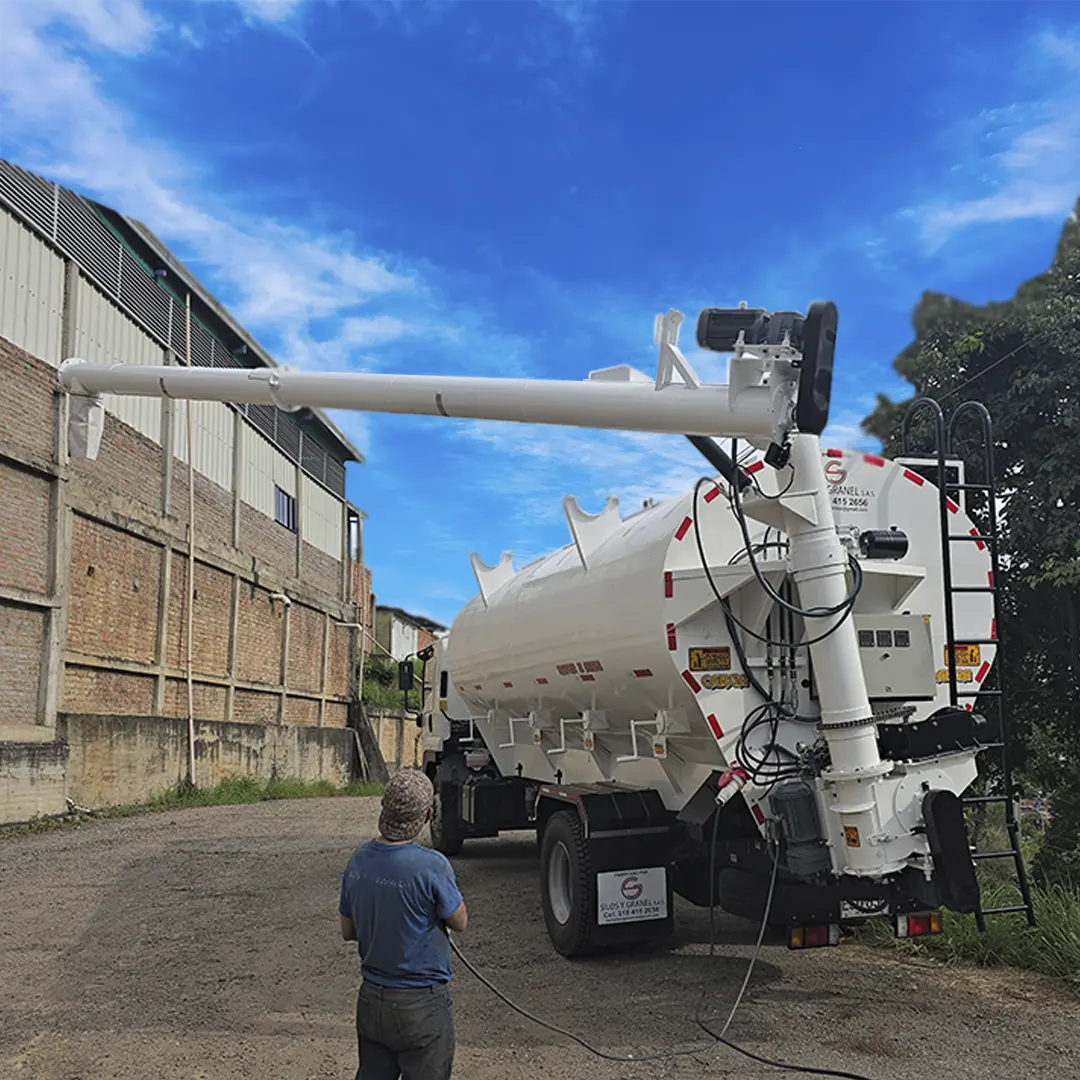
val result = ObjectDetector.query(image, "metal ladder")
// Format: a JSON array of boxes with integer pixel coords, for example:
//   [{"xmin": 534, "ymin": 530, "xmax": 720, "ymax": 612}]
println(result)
[{"xmin": 902, "ymin": 398, "xmax": 1037, "ymax": 929}]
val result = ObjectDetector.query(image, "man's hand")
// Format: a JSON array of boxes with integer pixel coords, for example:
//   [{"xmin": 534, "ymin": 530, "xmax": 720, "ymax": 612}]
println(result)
[
  {"xmin": 444, "ymin": 902, "xmax": 467, "ymax": 933},
  {"xmin": 340, "ymin": 915, "xmax": 357, "ymax": 941}
]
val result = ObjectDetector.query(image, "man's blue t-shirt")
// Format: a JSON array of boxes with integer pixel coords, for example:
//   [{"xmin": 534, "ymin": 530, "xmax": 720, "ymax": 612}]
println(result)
[{"xmin": 338, "ymin": 840, "xmax": 464, "ymax": 988}]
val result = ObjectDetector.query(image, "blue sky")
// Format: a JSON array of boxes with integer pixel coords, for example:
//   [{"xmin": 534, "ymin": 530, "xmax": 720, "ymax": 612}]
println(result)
[{"xmin": 1, "ymin": 1, "xmax": 1077, "ymax": 629}]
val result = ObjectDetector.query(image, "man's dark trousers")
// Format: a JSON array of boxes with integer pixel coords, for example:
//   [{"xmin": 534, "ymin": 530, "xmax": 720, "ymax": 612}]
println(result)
[{"xmin": 355, "ymin": 980, "xmax": 454, "ymax": 1080}]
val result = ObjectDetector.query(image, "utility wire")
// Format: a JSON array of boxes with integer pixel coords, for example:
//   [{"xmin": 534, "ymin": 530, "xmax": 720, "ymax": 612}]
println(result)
[{"xmin": 937, "ymin": 328, "xmax": 1052, "ymax": 402}]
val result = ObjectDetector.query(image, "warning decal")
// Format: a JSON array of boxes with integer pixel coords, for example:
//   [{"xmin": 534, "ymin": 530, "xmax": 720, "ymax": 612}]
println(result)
[
  {"xmin": 597, "ymin": 867, "xmax": 668, "ymax": 925},
  {"xmin": 946, "ymin": 645, "xmax": 981, "ymax": 667},
  {"xmin": 689, "ymin": 647, "xmax": 732, "ymax": 672},
  {"xmin": 844, "ymin": 826, "xmax": 861, "ymax": 848}
]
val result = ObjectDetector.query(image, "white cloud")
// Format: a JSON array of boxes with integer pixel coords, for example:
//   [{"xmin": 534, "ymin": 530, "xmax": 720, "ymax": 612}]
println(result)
[
  {"xmin": 0, "ymin": 0, "xmax": 416, "ymax": 373},
  {"xmin": 904, "ymin": 29, "xmax": 1080, "ymax": 250}
]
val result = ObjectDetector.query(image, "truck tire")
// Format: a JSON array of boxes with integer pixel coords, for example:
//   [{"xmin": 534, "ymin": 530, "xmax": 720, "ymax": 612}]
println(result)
[
  {"xmin": 431, "ymin": 782, "xmax": 465, "ymax": 857},
  {"xmin": 539, "ymin": 809, "xmax": 598, "ymax": 957}
]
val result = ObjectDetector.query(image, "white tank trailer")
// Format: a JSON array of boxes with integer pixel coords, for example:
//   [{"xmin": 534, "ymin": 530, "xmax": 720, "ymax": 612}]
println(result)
[{"xmin": 59, "ymin": 301, "xmax": 1000, "ymax": 956}]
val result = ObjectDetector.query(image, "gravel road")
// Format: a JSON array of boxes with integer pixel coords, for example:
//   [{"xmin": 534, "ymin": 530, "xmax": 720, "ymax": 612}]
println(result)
[{"xmin": 1, "ymin": 797, "xmax": 1076, "ymax": 1080}]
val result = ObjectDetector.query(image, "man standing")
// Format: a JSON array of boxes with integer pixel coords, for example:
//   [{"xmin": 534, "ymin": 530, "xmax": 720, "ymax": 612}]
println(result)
[{"xmin": 339, "ymin": 770, "xmax": 467, "ymax": 1080}]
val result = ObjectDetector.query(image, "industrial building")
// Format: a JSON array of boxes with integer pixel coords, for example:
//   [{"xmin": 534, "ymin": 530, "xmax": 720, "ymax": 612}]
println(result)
[
  {"xmin": 0, "ymin": 159, "xmax": 373, "ymax": 823},
  {"xmin": 374, "ymin": 606, "xmax": 447, "ymax": 660}
]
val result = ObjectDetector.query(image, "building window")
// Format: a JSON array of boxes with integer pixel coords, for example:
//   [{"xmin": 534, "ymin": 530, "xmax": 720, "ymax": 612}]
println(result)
[
  {"xmin": 274, "ymin": 486, "xmax": 297, "ymax": 533},
  {"xmin": 347, "ymin": 510, "xmax": 361, "ymax": 562}
]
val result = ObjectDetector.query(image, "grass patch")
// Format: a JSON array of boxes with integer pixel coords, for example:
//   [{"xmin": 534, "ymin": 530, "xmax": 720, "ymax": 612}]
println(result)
[
  {"xmin": 2, "ymin": 775, "xmax": 383, "ymax": 839},
  {"xmin": 860, "ymin": 878, "xmax": 1080, "ymax": 989}
]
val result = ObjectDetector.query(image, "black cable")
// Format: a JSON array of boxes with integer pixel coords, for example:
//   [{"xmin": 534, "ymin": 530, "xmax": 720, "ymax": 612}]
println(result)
[
  {"xmin": 727, "ymin": 442, "xmax": 863, "ymax": 620},
  {"xmin": 693, "ymin": 479, "xmax": 860, "ymax": 651},
  {"xmin": 449, "ymin": 939, "xmax": 720, "ymax": 1063},
  {"xmin": 448, "ymin": 836, "xmax": 875, "ymax": 1080}
]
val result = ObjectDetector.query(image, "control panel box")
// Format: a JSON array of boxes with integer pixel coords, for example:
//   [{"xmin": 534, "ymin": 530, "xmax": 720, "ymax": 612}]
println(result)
[{"xmin": 853, "ymin": 614, "xmax": 936, "ymax": 700}]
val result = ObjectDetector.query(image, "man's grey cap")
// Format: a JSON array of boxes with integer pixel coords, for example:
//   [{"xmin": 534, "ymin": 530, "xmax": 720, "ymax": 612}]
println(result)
[{"xmin": 379, "ymin": 769, "xmax": 435, "ymax": 841}]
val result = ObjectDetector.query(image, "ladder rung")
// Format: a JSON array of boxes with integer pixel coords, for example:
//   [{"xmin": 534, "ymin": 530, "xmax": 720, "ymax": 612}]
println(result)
[
  {"xmin": 949, "ymin": 585, "xmax": 996, "ymax": 593},
  {"xmin": 963, "ymin": 795, "xmax": 1011, "ymax": 805},
  {"xmin": 974, "ymin": 741, "xmax": 1005, "ymax": 749},
  {"xmin": 951, "ymin": 638, "xmax": 998, "ymax": 645},
  {"xmin": 948, "ymin": 483, "xmax": 993, "ymax": 491},
  {"xmin": 972, "ymin": 850, "xmax": 1017, "ymax": 861},
  {"xmin": 980, "ymin": 905, "xmax": 1031, "ymax": 916},
  {"xmin": 957, "ymin": 689, "xmax": 1002, "ymax": 697},
  {"xmin": 949, "ymin": 533, "xmax": 996, "ymax": 543}
]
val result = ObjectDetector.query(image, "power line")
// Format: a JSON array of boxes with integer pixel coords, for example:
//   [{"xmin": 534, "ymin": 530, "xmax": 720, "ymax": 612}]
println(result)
[{"xmin": 938, "ymin": 327, "xmax": 1052, "ymax": 402}]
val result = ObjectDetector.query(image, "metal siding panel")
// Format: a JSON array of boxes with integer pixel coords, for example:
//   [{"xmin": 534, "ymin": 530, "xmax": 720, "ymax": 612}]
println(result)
[
  {"xmin": 271, "ymin": 444, "xmax": 296, "ymax": 495},
  {"xmin": 301, "ymin": 476, "xmax": 342, "ymax": 558},
  {"xmin": 241, "ymin": 425, "xmax": 275, "ymax": 517},
  {"xmin": 191, "ymin": 400, "xmax": 233, "ymax": 490},
  {"xmin": 77, "ymin": 278, "xmax": 163, "ymax": 443},
  {"xmin": 0, "ymin": 209, "xmax": 64, "ymax": 366}
]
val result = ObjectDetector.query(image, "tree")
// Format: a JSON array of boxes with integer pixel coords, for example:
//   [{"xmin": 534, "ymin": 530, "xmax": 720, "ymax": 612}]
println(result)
[{"xmin": 863, "ymin": 199, "xmax": 1080, "ymax": 882}]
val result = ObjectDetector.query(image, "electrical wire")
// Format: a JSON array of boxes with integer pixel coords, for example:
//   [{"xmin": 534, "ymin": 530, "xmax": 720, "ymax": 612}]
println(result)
[
  {"xmin": 448, "ymin": 939, "xmax": 720, "ymax": 1063},
  {"xmin": 692, "ymin": 479, "xmax": 860, "ymax": 651},
  {"xmin": 727, "ymin": 441, "xmax": 863, "ymax": 620},
  {"xmin": 448, "ymin": 834, "xmax": 875, "ymax": 1080}
]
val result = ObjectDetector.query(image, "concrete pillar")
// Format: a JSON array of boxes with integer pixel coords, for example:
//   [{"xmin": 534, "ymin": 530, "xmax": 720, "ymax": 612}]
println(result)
[
  {"xmin": 231, "ymin": 409, "xmax": 243, "ymax": 549},
  {"xmin": 226, "ymin": 574, "xmax": 240, "ymax": 722},
  {"xmin": 294, "ymin": 460, "xmax": 304, "ymax": 580},
  {"xmin": 160, "ymin": 349, "xmax": 175, "ymax": 518},
  {"xmin": 278, "ymin": 601, "xmax": 291, "ymax": 725},
  {"xmin": 153, "ymin": 544, "xmax": 173, "ymax": 714},
  {"xmin": 39, "ymin": 263, "xmax": 79, "ymax": 728},
  {"xmin": 318, "ymin": 613, "xmax": 330, "ymax": 728}
]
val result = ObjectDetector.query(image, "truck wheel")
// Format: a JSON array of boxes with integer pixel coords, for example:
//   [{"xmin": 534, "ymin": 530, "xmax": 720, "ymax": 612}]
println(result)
[
  {"xmin": 431, "ymin": 782, "xmax": 465, "ymax": 857},
  {"xmin": 539, "ymin": 809, "xmax": 597, "ymax": 957}
]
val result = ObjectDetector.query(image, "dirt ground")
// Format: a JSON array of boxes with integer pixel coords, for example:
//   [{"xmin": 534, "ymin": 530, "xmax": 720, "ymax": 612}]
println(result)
[{"xmin": 1, "ymin": 797, "xmax": 1077, "ymax": 1080}]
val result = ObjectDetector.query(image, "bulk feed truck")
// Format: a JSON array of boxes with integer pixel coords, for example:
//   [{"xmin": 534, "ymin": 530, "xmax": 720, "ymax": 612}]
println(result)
[{"xmin": 59, "ymin": 300, "xmax": 1021, "ymax": 958}]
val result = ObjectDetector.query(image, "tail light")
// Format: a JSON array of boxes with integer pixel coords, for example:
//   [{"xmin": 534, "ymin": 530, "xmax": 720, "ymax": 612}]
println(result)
[
  {"xmin": 788, "ymin": 924, "xmax": 841, "ymax": 949},
  {"xmin": 894, "ymin": 911, "xmax": 943, "ymax": 938}
]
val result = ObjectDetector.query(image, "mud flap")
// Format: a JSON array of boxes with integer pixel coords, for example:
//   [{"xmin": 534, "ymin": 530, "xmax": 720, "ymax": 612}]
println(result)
[{"xmin": 923, "ymin": 789, "xmax": 981, "ymax": 914}]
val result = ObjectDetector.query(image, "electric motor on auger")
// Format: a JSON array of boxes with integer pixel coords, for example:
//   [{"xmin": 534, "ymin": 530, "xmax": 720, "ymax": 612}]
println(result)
[{"xmin": 59, "ymin": 299, "xmax": 1016, "ymax": 957}]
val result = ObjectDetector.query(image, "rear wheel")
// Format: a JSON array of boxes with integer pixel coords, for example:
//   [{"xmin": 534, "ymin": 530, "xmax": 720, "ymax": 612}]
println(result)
[
  {"xmin": 430, "ymin": 781, "xmax": 464, "ymax": 856},
  {"xmin": 539, "ymin": 810, "xmax": 598, "ymax": 956}
]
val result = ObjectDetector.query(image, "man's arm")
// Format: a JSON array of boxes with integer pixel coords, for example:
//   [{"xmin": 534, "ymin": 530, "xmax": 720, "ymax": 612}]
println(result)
[
  {"xmin": 340, "ymin": 915, "xmax": 357, "ymax": 941},
  {"xmin": 444, "ymin": 901, "xmax": 467, "ymax": 933}
]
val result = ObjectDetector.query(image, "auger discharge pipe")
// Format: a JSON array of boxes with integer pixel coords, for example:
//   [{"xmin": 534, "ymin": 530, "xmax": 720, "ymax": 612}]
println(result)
[
  {"xmin": 778, "ymin": 435, "xmax": 891, "ymax": 874},
  {"xmin": 57, "ymin": 363, "xmax": 787, "ymax": 441}
]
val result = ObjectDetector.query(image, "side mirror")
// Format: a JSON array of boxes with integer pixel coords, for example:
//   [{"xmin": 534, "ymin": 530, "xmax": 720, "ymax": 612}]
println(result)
[{"xmin": 398, "ymin": 661, "xmax": 415, "ymax": 692}]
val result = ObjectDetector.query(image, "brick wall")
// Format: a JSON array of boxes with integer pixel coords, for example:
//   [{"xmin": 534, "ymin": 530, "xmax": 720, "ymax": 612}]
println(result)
[
  {"xmin": 0, "ymin": 607, "xmax": 45, "ymax": 726},
  {"xmin": 286, "ymin": 603, "xmax": 324, "ymax": 694},
  {"xmin": 68, "ymin": 517, "xmax": 162, "ymax": 666},
  {"xmin": 69, "ymin": 412, "xmax": 163, "ymax": 515},
  {"xmin": 1, "ymin": 315, "xmax": 364, "ymax": 817},
  {"xmin": 239, "ymin": 502, "xmax": 296, "ymax": 581},
  {"xmin": 302, "ymin": 542, "xmax": 340, "ymax": 598},
  {"xmin": 0, "ymin": 467, "xmax": 51, "ymax": 594},
  {"xmin": 235, "ymin": 583, "xmax": 285, "ymax": 687},
  {"xmin": 62, "ymin": 667, "xmax": 156, "ymax": 716},
  {"xmin": 166, "ymin": 557, "xmax": 233, "ymax": 678},
  {"xmin": 0, "ymin": 337, "xmax": 56, "ymax": 462},
  {"xmin": 171, "ymin": 465, "xmax": 234, "ymax": 551}
]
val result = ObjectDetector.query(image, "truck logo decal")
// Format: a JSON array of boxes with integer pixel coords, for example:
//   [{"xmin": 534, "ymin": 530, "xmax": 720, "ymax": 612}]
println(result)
[
  {"xmin": 701, "ymin": 673, "xmax": 750, "ymax": 691},
  {"xmin": 824, "ymin": 461, "xmax": 847, "ymax": 485},
  {"xmin": 620, "ymin": 876, "xmax": 644, "ymax": 901}
]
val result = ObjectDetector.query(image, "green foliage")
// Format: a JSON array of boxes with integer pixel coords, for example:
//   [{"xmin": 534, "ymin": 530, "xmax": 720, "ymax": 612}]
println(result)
[
  {"xmin": 860, "ymin": 879, "xmax": 1080, "ymax": 990},
  {"xmin": 1, "ymin": 776, "xmax": 383, "ymax": 838},
  {"xmin": 862, "ymin": 197, "xmax": 1080, "ymax": 878},
  {"xmin": 362, "ymin": 653, "xmax": 423, "ymax": 711}
]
